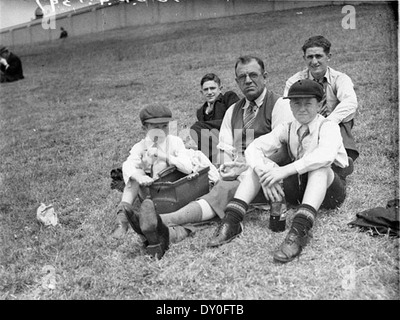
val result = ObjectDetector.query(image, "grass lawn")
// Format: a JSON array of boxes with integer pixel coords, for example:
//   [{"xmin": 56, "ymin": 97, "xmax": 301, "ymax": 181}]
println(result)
[{"xmin": 0, "ymin": 2, "xmax": 398, "ymax": 300}]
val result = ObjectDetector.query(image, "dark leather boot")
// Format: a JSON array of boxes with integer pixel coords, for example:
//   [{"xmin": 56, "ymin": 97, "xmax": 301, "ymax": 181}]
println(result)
[
  {"xmin": 138, "ymin": 199, "xmax": 170, "ymax": 259},
  {"xmin": 206, "ymin": 220, "xmax": 242, "ymax": 248},
  {"xmin": 273, "ymin": 228, "xmax": 310, "ymax": 263},
  {"xmin": 111, "ymin": 202, "xmax": 131, "ymax": 239},
  {"xmin": 122, "ymin": 202, "xmax": 143, "ymax": 236}
]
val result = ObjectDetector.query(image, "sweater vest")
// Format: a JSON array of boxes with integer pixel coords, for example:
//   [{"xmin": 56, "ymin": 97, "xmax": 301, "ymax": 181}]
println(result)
[{"xmin": 230, "ymin": 90, "xmax": 280, "ymax": 155}]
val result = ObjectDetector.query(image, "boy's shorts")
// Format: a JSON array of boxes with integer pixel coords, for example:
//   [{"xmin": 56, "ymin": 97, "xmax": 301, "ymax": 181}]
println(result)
[
  {"xmin": 200, "ymin": 180, "xmax": 240, "ymax": 219},
  {"xmin": 283, "ymin": 169, "xmax": 346, "ymax": 209}
]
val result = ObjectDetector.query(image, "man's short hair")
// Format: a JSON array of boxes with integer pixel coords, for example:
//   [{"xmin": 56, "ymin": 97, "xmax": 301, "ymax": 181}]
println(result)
[
  {"xmin": 200, "ymin": 73, "xmax": 221, "ymax": 87},
  {"xmin": 234, "ymin": 55, "xmax": 265, "ymax": 76},
  {"xmin": 301, "ymin": 35, "xmax": 331, "ymax": 54}
]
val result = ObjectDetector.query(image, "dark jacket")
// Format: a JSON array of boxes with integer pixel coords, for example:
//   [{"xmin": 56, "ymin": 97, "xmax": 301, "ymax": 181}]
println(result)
[
  {"xmin": 0, "ymin": 52, "xmax": 24, "ymax": 82},
  {"xmin": 191, "ymin": 91, "xmax": 240, "ymax": 163},
  {"xmin": 196, "ymin": 91, "xmax": 240, "ymax": 128}
]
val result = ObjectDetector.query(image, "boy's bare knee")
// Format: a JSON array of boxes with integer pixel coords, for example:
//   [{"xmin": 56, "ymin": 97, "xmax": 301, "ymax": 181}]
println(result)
[
  {"xmin": 124, "ymin": 180, "xmax": 138, "ymax": 191},
  {"xmin": 121, "ymin": 179, "xmax": 140, "ymax": 201},
  {"xmin": 308, "ymin": 167, "xmax": 334, "ymax": 186}
]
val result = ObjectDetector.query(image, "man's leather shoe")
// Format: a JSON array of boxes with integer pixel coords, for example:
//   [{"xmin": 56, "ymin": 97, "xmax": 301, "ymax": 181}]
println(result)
[
  {"xmin": 138, "ymin": 199, "xmax": 170, "ymax": 259},
  {"xmin": 206, "ymin": 220, "xmax": 242, "ymax": 248},
  {"xmin": 273, "ymin": 229, "xmax": 309, "ymax": 263}
]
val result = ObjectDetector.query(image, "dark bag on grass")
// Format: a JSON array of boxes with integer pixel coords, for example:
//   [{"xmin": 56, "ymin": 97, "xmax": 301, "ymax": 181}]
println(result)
[
  {"xmin": 348, "ymin": 199, "xmax": 399, "ymax": 237},
  {"xmin": 110, "ymin": 167, "xmax": 125, "ymax": 192}
]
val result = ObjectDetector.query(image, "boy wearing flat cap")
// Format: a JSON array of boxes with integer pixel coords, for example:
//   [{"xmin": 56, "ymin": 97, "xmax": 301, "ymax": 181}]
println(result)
[
  {"xmin": 112, "ymin": 105, "xmax": 220, "ymax": 259},
  {"xmin": 209, "ymin": 79, "xmax": 349, "ymax": 263},
  {"xmin": 111, "ymin": 106, "xmax": 193, "ymax": 239}
]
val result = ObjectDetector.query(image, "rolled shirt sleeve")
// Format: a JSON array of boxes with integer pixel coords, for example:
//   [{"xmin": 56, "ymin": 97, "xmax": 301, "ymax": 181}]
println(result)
[
  {"xmin": 245, "ymin": 123, "xmax": 288, "ymax": 169},
  {"xmin": 326, "ymin": 73, "xmax": 357, "ymax": 124},
  {"xmin": 122, "ymin": 142, "xmax": 147, "ymax": 184}
]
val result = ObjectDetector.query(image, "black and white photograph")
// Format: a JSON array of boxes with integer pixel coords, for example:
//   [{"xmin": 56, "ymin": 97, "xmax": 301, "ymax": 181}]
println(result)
[{"xmin": 0, "ymin": 0, "xmax": 398, "ymax": 305}]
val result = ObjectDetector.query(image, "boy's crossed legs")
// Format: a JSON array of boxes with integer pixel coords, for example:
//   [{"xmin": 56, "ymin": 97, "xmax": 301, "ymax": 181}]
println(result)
[
  {"xmin": 207, "ymin": 165, "xmax": 345, "ymax": 263},
  {"xmin": 112, "ymin": 178, "xmax": 217, "ymax": 259}
]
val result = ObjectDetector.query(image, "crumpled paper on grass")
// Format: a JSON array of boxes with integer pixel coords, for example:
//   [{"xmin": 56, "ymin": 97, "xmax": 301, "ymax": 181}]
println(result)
[
  {"xmin": 36, "ymin": 203, "xmax": 58, "ymax": 226},
  {"xmin": 41, "ymin": 265, "xmax": 56, "ymax": 290}
]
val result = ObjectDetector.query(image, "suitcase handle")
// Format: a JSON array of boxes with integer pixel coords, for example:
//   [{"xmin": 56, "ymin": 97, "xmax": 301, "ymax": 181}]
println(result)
[
  {"xmin": 186, "ymin": 171, "xmax": 199, "ymax": 180},
  {"xmin": 155, "ymin": 165, "xmax": 177, "ymax": 179}
]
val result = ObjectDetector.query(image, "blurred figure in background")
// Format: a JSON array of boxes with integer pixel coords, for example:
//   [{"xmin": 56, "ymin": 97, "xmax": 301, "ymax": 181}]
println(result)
[
  {"xmin": 0, "ymin": 47, "xmax": 24, "ymax": 83},
  {"xmin": 60, "ymin": 27, "xmax": 68, "ymax": 39}
]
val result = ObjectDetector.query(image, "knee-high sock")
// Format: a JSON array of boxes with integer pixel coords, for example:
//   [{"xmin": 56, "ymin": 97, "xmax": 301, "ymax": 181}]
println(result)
[
  {"xmin": 160, "ymin": 201, "xmax": 203, "ymax": 226},
  {"xmin": 224, "ymin": 198, "xmax": 248, "ymax": 224},
  {"xmin": 290, "ymin": 204, "xmax": 317, "ymax": 236}
]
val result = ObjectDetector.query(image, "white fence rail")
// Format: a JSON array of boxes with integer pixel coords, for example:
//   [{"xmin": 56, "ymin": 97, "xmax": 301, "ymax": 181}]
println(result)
[{"xmin": 0, "ymin": 0, "xmax": 367, "ymax": 47}]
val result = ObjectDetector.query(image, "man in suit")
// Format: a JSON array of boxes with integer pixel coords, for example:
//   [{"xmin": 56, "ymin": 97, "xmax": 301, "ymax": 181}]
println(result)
[{"xmin": 190, "ymin": 73, "xmax": 239, "ymax": 164}]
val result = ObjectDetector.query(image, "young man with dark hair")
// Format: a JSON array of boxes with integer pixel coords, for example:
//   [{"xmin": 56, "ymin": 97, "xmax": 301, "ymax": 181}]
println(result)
[
  {"xmin": 190, "ymin": 73, "xmax": 239, "ymax": 164},
  {"xmin": 284, "ymin": 35, "xmax": 359, "ymax": 164}
]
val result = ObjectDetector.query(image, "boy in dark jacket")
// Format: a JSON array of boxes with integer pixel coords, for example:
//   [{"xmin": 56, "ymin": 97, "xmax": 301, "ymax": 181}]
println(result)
[{"xmin": 190, "ymin": 73, "xmax": 239, "ymax": 164}]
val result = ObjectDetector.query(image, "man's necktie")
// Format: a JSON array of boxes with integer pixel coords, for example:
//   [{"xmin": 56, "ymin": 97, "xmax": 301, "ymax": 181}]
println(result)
[
  {"xmin": 296, "ymin": 124, "xmax": 310, "ymax": 159},
  {"xmin": 243, "ymin": 100, "xmax": 258, "ymax": 130},
  {"xmin": 314, "ymin": 78, "xmax": 328, "ymax": 116}
]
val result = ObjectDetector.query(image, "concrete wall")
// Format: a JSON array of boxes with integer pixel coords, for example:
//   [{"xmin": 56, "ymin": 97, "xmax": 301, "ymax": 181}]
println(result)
[{"xmin": 0, "ymin": 0, "xmax": 375, "ymax": 47}]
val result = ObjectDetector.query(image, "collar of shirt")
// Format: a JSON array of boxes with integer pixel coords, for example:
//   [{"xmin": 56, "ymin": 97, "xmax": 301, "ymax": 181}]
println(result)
[
  {"xmin": 242, "ymin": 87, "xmax": 266, "ymax": 110},
  {"xmin": 205, "ymin": 93, "xmax": 222, "ymax": 108},
  {"xmin": 291, "ymin": 115, "xmax": 320, "ymax": 159},
  {"xmin": 214, "ymin": 93, "xmax": 223, "ymax": 103},
  {"xmin": 307, "ymin": 67, "xmax": 332, "ymax": 86},
  {"xmin": 297, "ymin": 123, "xmax": 309, "ymax": 138},
  {"xmin": 292, "ymin": 115, "xmax": 322, "ymax": 140}
]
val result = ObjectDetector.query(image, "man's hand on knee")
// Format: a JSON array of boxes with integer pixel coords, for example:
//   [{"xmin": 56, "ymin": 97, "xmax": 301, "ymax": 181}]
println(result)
[{"xmin": 219, "ymin": 161, "xmax": 248, "ymax": 180}]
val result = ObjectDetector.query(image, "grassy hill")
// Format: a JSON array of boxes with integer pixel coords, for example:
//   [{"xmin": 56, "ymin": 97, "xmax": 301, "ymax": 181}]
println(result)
[{"xmin": 0, "ymin": 2, "xmax": 398, "ymax": 300}]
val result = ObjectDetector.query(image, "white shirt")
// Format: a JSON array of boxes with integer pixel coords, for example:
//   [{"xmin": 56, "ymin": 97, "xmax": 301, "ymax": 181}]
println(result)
[
  {"xmin": 245, "ymin": 114, "xmax": 349, "ymax": 175},
  {"xmin": 284, "ymin": 67, "xmax": 358, "ymax": 124},
  {"xmin": 185, "ymin": 149, "xmax": 220, "ymax": 184},
  {"xmin": 122, "ymin": 135, "xmax": 193, "ymax": 184},
  {"xmin": 217, "ymin": 88, "xmax": 294, "ymax": 159}
]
